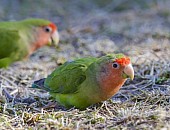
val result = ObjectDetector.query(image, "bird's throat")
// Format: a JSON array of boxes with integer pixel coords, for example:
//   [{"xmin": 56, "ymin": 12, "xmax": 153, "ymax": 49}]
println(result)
[{"xmin": 99, "ymin": 75, "xmax": 126, "ymax": 100}]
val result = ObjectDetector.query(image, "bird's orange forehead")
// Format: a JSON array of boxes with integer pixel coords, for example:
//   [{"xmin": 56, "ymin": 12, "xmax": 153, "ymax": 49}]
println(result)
[
  {"xmin": 48, "ymin": 22, "xmax": 57, "ymax": 32},
  {"xmin": 115, "ymin": 57, "xmax": 130, "ymax": 66}
]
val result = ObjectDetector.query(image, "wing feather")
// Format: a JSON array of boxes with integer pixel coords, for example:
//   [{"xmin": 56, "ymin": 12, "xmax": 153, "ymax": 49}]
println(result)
[{"xmin": 45, "ymin": 57, "xmax": 97, "ymax": 94}]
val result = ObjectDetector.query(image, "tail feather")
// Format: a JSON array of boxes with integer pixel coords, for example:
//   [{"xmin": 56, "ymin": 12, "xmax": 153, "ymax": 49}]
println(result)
[{"xmin": 32, "ymin": 78, "xmax": 49, "ymax": 91}]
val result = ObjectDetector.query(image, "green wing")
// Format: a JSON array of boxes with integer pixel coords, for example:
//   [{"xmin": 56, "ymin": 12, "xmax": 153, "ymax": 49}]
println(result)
[
  {"xmin": 0, "ymin": 29, "xmax": 20, "ymax": 58},
  {"xmin": 0, "ymin": 28, "xmax": 24, "ymax": 67},
  {"xmin": 0, "ymin": 29, "xmax": 19, "ymax": 67},
  {"xmin": 45, "ymin": 57, "xmax": 97, "ymax": 94}
]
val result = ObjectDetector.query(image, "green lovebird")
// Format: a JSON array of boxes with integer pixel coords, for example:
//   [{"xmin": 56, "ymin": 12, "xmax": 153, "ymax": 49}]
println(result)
[
  {"xmin": 32, "ymin": 53, "xmax": 134, "ymax": 109},
  {"xmin": 0, "ymin": 18, "xmax": 59, "ymax": 68}
]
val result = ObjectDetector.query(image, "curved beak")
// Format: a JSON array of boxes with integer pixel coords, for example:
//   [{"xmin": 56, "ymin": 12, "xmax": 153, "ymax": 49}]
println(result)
[
  {"xmin": 123, "ymin": 64, "xmax": 134, "ymax": 80},
  {"xmin": 50, "ymin": 30, "xmax": 59, "ymax": 46}
]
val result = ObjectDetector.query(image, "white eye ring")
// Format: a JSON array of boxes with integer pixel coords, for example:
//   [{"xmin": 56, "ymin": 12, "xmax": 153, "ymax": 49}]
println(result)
[
  {"xmin": 112, "ymin": 62, "xmax": 119, "ymax": 69},
  {"xmin": 44, "ymin": 26, "xmax": 52, "ymax": 33}
]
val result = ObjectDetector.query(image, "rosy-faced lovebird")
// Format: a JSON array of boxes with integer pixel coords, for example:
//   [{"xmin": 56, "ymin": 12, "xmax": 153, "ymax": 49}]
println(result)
[
  {"xmin": 32, "ymin": 53, "xmax": 134, "ymax": 109},
  {"xmin": 0, "ymin": 18, "xmax": 59, "ymax": 68}
]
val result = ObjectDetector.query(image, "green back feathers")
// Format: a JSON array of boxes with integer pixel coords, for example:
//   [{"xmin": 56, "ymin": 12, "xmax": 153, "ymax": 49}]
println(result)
[
  {"xmin": 44, "ymin": 57, "xmax": 97, "ymax": 94},
  {"xmin": 20, "ymin": 18, "xmax": 51, "ymax": 26},
  {"xmin": 0, "ymin": 18, "xmax": 51, "ymax": 29}
]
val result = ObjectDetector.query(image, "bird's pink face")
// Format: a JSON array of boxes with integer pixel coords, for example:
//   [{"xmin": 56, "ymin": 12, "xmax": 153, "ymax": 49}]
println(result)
[
  {"xmin": 30, "ymin": 22, "xmax": 59, "ymax": 53},
  {"xmin": 98, "ymin": 56, "xmax": 134, "ymax": 100}
]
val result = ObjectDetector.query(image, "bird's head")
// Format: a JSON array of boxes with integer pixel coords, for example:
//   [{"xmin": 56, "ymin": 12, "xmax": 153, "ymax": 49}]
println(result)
[
  {"xmin": 22, "ymin": 18, "xmax": 59, "ymax": 53},
  {"xmin": 41, "ymin": 22, "xmax": 59, "ymax": 46},
  {"xmin": 33, "ymin": 21, "xmax": 59, "ymax": 47},
  {"xmin": 95, "ymin": 53, "xmax": 134, "ymax": 99}
]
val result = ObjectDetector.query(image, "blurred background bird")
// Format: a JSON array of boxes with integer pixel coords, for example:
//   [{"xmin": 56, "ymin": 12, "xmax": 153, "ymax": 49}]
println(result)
[{"xmin": 0, "ymin": 18, "xmax": 59, "ymax": 68}]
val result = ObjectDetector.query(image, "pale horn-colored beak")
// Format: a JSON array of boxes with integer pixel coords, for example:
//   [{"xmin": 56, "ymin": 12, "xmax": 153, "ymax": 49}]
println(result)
[
  {"xmin": 123, "ymin": 64, "xmax": 134, "ymax": 80},
  {"xmin": 51, "ymin": 30, "xmax": 59, "ymax": 46}
]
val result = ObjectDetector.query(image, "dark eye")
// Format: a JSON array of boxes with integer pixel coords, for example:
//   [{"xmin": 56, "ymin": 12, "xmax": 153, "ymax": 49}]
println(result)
[
  {"xmin": 44, "ymin": 26, "xmax": 52, "ymax": 33},
  {"xmin": 112, "ymin": 62, "xmax": 119, "ymax": 69}
]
